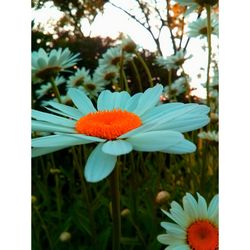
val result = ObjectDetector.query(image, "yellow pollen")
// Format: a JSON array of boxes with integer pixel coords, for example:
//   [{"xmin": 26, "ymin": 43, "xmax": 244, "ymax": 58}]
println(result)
[
  {"xmin": 75, "ymin": 109, "xmax": 142, "ymax": 140},
  {"xmin": 187, "ymin": 220, "xmax": 218, "ymax": 250}
]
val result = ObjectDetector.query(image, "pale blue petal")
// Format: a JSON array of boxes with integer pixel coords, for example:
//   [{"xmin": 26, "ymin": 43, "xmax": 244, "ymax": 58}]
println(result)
[
  {"xmin": 141, "ymin": 103, "xmax": 210, "ymax": 133},
  {"xmin": 102, "ymin": 140, "xmax": 133, "ymax": 156},
  {"xmin": 157, "ymin": 234, "xmax": 185, "ymax": 245},
  {"xmin": 32, "ymin": 110, "xmax": 76, "ymax": 127},
  {"xmin": 197, "ymin": 193, "xmax": 208, "ymax": 218},
  {"xmin": 112, "ymin": 91, "xmax": 131, "ymax": 110},
  {"xmin": 126, "ymin": 131, "xmax": 184, "ymax": 152},
  {"xmin": 48, "ymin": 55, "xmax": 57, "ymax": 65},
  {"xmin": 32, "ymin": 134, "xmax": 95, "ymax": 147},
  {"xmin": 97, "ymin": 91, "xmax": 130, "ymax": 111},
  {"xmin": 37, "ymin": 57, "xmax": 47, "ymax": 68},
  {"xmin": 161, "ymin": 140, "xmax": 196, "ymax": 154},
  {"xmin": 168, "ymin": 202, "xmax": 190, "ymax": 228},
  {"xmin": 46, "ymin": 101, "xmax": 83, "ymax": 120},
  {"xmin": 125, "ymin": 93, "xmax": 143, "ymax": 112},
  {"xmin": 32, "ymin": 120, "xmax": 77, "ymax": 133},
  {"xmin": 184, "ymin": 4, "xmax": 197, "ymax": 16},
  {"xmin": 68, "ymin": 88, "xmax": 96, "ymax": 115},
  {"xmin": 160, "ymin": 222, "xmax": 186, "ymax": 237},
  {"xmin": 32, "ymin": 146, "xmax": 67, "ymax": 158},
  {"xmin": 169, "ymin": 245, "xmax": 190, "ymax": 250},
  {"xmin": 133, "ymin": 84, "xmax": 163, "ymax": 116},
  {"xmin": 61, "ymin": 133, "xmax": 105, "ymax": 142},
  {"xmin": 84, "ymin": 143, "xmax": 117, "ymax": 183},
  {"xmin": 97, "ymin": 90, "xmax": 115, "ymax": 110},
  {"xmin": 183, "ymin": 193, "xmax": 199, "ymax": 220},
  {"xmin": 208, "ymin": 194, "xmax": 218, "ymax": 225}
]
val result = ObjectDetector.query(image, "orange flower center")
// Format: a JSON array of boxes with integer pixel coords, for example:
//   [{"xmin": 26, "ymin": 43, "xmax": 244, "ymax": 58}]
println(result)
[
  {"xmin": 75, "ymin": 109, "xmax": 142, "ymax": 140},
  {"xmin": 187, "ymin": 220, "xmax": 218, "ymax": 250}
]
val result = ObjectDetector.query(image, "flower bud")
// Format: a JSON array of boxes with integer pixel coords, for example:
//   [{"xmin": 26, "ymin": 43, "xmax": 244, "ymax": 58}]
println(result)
[
  {"xmin": 155, "ymin": 191, "xmax": 170, "ymax": 205},
  {"xmin": 121, "ymin": 208, "xmax": 130, "ymax": 217},
  {"xmin": 59, "ymin": 232, "xmax": 71, "ymax": 242}
]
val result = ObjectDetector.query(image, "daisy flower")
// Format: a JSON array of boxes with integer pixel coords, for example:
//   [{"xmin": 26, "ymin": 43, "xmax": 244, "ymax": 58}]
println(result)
[
  {"xmin": 156, "ymin": 49, "xmax": 192, "ymax": 70},
  {"xmin": 92, "ymin": 65, "xmax": 119, "ymax": 86},
  {"xmin": 175, "ymin": 0, "xmax": 218, "ymax": 15},
  {"xmin": 35, "ymin": 76, "xmax": 65, "ymax": 99},
  {"xmin": 120, "ymin": 35, "xmax": 139, "ymax": 54},
  {"xmin": 32, "ymin": 48, "xmax": 80, "ymax": 83},
  {"xmin": 42, "ymin": 94, "xmax": 72, "ymax": 106},
  {"xmin": 198, "ymin": 130, "xmax": 218, "ymax": 142},
  {"xmin": 32, "ymin": 84, "xmax": 210, "ymax": 183},
  {"xmin": 98, "ymin": 46, "xmax": 133, "ymax": 69},
  {"xmin": 188, "ymin": 14, "xmax": 219, "ymax": 38},
  {"xmin": 157, "ymin": 192, "xmax": 218, "ymax": 250},
  {"xmin": 163, "ymin": 77, "xmax": 189, "ymax": 97},
  {"xmin": 66, "ymin": 67, "xmax": 104, "ymax": 97}
]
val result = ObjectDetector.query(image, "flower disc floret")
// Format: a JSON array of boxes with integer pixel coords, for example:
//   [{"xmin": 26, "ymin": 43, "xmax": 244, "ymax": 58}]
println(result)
[
  {"xmin": 75, "ymin": 109, "xmax": 142, "ymax": 140},
  {"xmin": 187, "ymin": 220, "xmax": 218, "ymax": 250}
]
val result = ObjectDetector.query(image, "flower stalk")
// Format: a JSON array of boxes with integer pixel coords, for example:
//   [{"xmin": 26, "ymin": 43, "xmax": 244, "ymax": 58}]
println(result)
[
  {"xmin": 50, "ymin": 77, "xmax": 62, "ymax": 103},
  {"xmin": 135, "ymin": 51, "xmax": 154, "ymax": 87},
  {"xmin": 109, "ymin": 164, "xmax": 121, "ymax": 250}
]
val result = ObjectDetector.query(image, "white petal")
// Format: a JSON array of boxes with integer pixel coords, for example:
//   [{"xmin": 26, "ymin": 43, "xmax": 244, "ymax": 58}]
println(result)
[
  {"xmin": 102, "ymin": 140, "xmax": 133, "ymax": 156},
  {"xmin": 161, "ymin": 140, "xmax": 196, "ymax": 154},
  {"xmin": 32, "ymin": 146, "xmax": 67, "ymax": 157},
  {"xmin": 197, "ymin": 193, "xmax": 208, "ymax": 218},
  {"xmin": 183, "ymin": 193, "xmax": 199, "ymax": 220},
  {"xmin": 97, "ymin": 90, "xmax": 115, "ymax": 110},
  {"xmin": 32, "ymin": 120, "xmax": 77, "ymax": 133},
  {"xmin": 46, "ymin": 101, "xmax": 83, "ymax": 120},
  {"xmin": 126, "ymin": 130, "xmax": 184, "ymax": 152},
  {"xmin": 32, "ymin": 109, "xmax": 76, "ymax": 127},
  {"xmin": 68, "ymin": 88, "xmax": 96, "ymax": 115},
  {"xmin": 84, "ymin": 143, "xmax": 117, "ymax": 182},
  {"xmin": 125, "ymin": 92, "xmax": 143, "ymax": 112},
  {"xmin": 32, "ymin": 134, "xmax": 96, "ymax": 147},
  {"xmin": 133, "ymin": 84, "xmax": 163, "ymax": 116}
]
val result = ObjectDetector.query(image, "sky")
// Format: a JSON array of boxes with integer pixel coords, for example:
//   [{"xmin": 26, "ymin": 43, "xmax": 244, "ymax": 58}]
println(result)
[{"xmin": 31, "ymin": 1, "xmax": 219, "ymax": 98}]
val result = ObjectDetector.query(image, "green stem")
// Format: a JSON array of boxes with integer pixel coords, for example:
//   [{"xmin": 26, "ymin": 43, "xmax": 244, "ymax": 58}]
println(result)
[
  {"xmin": 109, "ymin": 164, "xmax": 121, "ymax": 250},
  {"xmin": 119, "ymin": 51, "xmax": 125, "ymax": 90},
  {"xmin": 50, "ymin": 77, "xmax": 62, "ymax": 103},
  {"xmin": 50, "ymin": 155, "xmax": 62, "ymax": 220},
  {"xmin": 122, "ymin": 68, "xmax": 130, "ymax": 93},
  {"xmin": 206, "ymin": 5, "xmax": 212, "ymax": 108},
  {"xmin": 72, "ymin": 147, "xmax": 97, "ymax": 248},
  {"xmin": 135, "ymin": 52, "xmax": 154, "ymax": 87},
  {"xmin": 33, "ymin": 205, "xmax": 53, "ymax": 249},
  {"xmin": 130, "ymin": 60, "xmax": 143, "ymax": 92}
]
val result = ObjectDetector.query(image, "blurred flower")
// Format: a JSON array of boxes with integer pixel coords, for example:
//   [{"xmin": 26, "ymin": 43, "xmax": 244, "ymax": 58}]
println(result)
[
  {"xmin": 175, "ymin": 0, "xmax": 218, "ymax": 15},
  {"xmin": 32, "ymin": 48, "xmax": 80, "ymax": 83},
  {"xmin": 163, "ymin": 77, "xmax": 189, "ymax": 97},
  {"xmin": 32, "ymin": 84, "xmax": 210, "ymax": 182},
  {"xmin": 121, "ymin": 208, "xmax": 130, "ymax": 217},
  {"xmin": 98, "ymin": 46, "xmax": 133, "ymax": 69},
  {"xmin": 155, "ymin": 191, "xmax": 171, "ymax": 205},
  {"xmin": 157, "ymin": 193, "xmax": 218, "ymax": 249},
  {"xmin": 35, "ymin": 76, "xmax": 65, "ymax": 99},
  {"xmin": 92, "ymin": 65, "xmax": 119, "ymax": 86},
  {"xmin": 32, "ymin": 195, "xmax": 37, "ymax": 204},
  {"xmin": 59, "ymin": 232, "xmax": 71, "ymax": 242},
  {"xmin": 188, "ymin": 14, "xmax": 219, "ymax": 38},
  {"xmin": 42, "ymin": 95, "xmax": 72, "ymax": 106},
  {"xmin": 198, "ymin": 130, "xmax": 218, "ymax": 142},
  {"xmin": 156, "ymin": 49, "xmax": 192, "ymax": 70},
  {"xmin": 120, "ymin": 35, "xmax": 138, "ymax": 54},
  {"xmin": 66, "ymin": 67, "xmax": 104, "ymax": 97}
]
